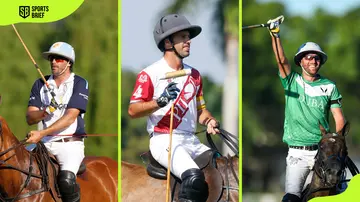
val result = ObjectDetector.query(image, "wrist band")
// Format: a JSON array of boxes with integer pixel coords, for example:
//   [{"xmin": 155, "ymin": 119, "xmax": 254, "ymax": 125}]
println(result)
[{"xmin": 205, "ymin": 118, "xmax": 214, "ymax": 126}]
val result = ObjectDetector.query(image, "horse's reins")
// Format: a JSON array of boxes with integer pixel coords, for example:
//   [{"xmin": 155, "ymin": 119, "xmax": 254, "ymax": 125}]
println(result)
[
  {"xmin": 206, "ymin": 128, "xmax": 239, "ymax": 157},
  {"xmin": 0, "ymin": 122, "xmax": 58, "ymax": 202}
]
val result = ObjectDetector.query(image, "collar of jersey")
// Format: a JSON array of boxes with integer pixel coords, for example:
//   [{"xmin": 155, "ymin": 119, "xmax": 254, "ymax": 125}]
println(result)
[
  {"xmin": 301, "ymin": 74, "xmax": 323, "ymax": 85},
  {"xmin": 47, "ymin": 73, "xmax": 75, "ymax": 87},
  {"xmin": 161, "ymin": 57, "xmax": 191, "ymax": 72}
]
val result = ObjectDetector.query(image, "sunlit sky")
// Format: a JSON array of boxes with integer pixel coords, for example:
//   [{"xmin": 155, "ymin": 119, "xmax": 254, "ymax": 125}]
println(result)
[{"xmin": 122, "ymin": 0, "xmax": 360, "ymax": 84}]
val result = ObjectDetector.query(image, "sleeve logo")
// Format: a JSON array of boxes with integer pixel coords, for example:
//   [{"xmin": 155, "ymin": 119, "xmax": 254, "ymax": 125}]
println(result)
[{"xmin": 138, "ymin": 75, "xmax": 148, "ymax": 83}]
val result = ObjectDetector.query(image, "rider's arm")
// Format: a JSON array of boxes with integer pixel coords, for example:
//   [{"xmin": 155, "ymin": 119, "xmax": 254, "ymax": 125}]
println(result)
[
  {"xmin": 27, "ymin": 79, "xmax": 47, "ymax": 125},
  {"xmin": 128, "ymin": 71, "xmax": 158, "ymax": 119},
  {"xmin": 330, "ymin": 85, "xmax": 345, "ymax": 133},
  {"xmin": 196, "ymin": 73, "xmax": 217, "ymax": 125},
  {"xmin": 331, "ymin": 107, "xmax": 346, "ymax": 133},
  {"xmin": 128, "ymin": 100, "xmax": 160, "ymax": 119},
  {"xmin": 271, "ymin": 36, "xmax": 291, "ymax": 78},
  {"xmin": 198, "ymin": 108, "xmax": 216, "ymax": 126},
  {"xmin": 39, "ymin": 108, "xmax": 80, "ymax": 137},
  {"xmin": 26, "ymin": 106, "xmax": 47, "ymax": 125}
]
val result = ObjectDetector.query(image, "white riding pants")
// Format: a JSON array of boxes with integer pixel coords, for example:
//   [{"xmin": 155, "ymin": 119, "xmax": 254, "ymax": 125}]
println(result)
[
  {"xmin": 149, "ymin": 133, "xmax": 211, "ymax": 179},
  {"xmin": 285, "ymin": 148, "xmax": 317, "ymax": 197},
  {"xmin": 44, "ymin": 140, "xmax": 85, "ymax": 175}
]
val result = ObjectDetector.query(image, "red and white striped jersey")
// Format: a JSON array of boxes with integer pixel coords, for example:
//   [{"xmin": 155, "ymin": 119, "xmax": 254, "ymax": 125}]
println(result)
[{"xmin": 130, "ymin": 57, "xmax": 206, "ymax": 135}]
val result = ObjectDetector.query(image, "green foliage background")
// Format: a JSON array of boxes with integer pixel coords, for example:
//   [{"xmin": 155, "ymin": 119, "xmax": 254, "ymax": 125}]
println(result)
[
  {"xmin": 243, "ymin": 0, "xmax": 360, "ymax": 194},
  {"xmin": 0, "ymin": 0, "xmax": 118, "ymax": 160}
]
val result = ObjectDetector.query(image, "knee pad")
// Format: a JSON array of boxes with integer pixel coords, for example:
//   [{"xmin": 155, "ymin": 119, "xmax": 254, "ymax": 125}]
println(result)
[
  {"xmin": 282, "ymin": 193, "xmax": 301, "ymax": 202},
  {"xmin": 57, "ymin": 170, "xmax": 80, "ymax": 202},
  {"xmin": 179, "ymin": 168, "xmax": 208, "ymax": 202}
]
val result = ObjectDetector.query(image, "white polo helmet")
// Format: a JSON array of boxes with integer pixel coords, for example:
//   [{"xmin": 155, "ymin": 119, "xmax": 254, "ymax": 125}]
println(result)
[
  {"xmin": 294, "ymin": 42, "xmax": 327, "ymax": 66},
  {"xmin": 42, "ymin": 42, "xmax": 75, "ymax": 63}
]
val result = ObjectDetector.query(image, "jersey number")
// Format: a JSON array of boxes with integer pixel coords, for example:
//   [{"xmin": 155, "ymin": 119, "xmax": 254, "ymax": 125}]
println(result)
[{"xmin": 133, "ymin": 85, "xmax": 143, "ymax": 98}]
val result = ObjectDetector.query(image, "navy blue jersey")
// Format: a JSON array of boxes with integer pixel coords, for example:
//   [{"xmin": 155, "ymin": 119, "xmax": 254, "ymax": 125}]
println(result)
[{"xmin": 28, "ymin": 73, "xmax": 89, "ymax": 142}]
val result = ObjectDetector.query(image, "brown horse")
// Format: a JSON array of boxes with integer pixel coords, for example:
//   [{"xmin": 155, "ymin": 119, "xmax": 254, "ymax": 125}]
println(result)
[
  {"xmin": 0, "ymin": 116, "xmax": 118, "ymax": 202},
  {"xmin": 300, "ymin": 123, "xmax": 350, "ymax": 202},
  {"xmin": 121, "ymin": 152, "xmax": 239, "ymax": 202}
]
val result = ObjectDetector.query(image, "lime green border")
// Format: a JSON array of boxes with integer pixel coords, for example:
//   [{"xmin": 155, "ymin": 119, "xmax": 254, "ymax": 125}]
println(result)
[
  {"xmin": 238, "ymin": 0, "xmax": 242, "ymax": 202},
  {"xmin": 118, "ymin": 0, "xmax": 122, "ymax": 201}
]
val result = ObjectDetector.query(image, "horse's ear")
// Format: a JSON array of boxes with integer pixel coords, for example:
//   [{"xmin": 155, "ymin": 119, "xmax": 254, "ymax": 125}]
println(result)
[
  {"xmin": 337, "ymin": 122, "xmax": 350, "ymax": 136},
  {"xmin": 319, "ymin": 121, "xmax": 327, "ymax": 136}
]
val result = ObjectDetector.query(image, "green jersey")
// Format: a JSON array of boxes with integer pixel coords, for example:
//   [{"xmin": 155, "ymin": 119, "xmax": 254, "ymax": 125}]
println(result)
[{"xmin": 280, "ymin": 71, "xmax": 342, "ymax": 146}]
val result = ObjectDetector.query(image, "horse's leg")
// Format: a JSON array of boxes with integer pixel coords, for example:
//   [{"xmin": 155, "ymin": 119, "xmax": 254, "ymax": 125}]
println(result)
[
  {"xmin": 121, "ymin": 161, "xmax": 168, "ymax": 202},
  {"xmin": 78, "ymin": 157, "xmax": 118, "ymax": 202}
]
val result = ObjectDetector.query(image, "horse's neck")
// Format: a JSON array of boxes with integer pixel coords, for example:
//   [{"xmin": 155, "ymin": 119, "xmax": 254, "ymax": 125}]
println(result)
[
  {"xmin": 216, "ymin": 156, "xmax": 238, "ymax": 182},
  {"xmin": 1, "ymin": 130, "xmax": 25, "ymax": 162},
  {"xmin": 0, "ymin": 129, "xmax": 33, "ymax": 196}
]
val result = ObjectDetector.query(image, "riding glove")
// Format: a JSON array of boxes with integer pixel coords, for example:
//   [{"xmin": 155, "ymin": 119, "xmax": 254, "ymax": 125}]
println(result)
[
  {"xmin": 156, "ymin": 82, "xmax": 180, "ymax": 108},
  {"xmin": 267, "ymin": 15, "xmax": 284, "ymax": 38}
]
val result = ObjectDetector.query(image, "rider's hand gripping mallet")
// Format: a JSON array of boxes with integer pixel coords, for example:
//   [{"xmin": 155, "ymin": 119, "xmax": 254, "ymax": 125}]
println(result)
[
  {"xmin": 242, "ymin": 15, "xmax": 284, "ymax": 30},
  {"xmin": 163, "ymin": 69, "xmax": 191, "ymax": 202}
]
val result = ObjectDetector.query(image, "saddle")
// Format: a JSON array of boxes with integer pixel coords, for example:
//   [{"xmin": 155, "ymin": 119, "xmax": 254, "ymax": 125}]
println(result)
[{"xmin": 141, "ymin": 150, "xmax": 223, "ymax": 201}]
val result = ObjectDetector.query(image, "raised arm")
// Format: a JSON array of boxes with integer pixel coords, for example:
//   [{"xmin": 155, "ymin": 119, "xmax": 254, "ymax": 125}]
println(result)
[{"xmin": 268, "ymin": 16, "xmax": 291, "ymax": 78}]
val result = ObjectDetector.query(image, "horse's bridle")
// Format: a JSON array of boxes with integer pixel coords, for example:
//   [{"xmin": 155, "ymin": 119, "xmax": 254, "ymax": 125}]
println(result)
[
  {"xmin": 221, "ymin": 156, "xmax": 239, "ymax": 202},
  {"xmin": 0, "ymin": 121, "xmax": 51, "ymax": 202},
  {"xmin": 310, "ymin": 133, "xmax": 347, "ymax": 194}
]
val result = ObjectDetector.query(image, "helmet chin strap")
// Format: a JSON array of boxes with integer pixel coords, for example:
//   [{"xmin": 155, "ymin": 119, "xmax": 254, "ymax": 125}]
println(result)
[
  {"xmin": 164, "ymin": 37, "xmax": 185, "ymax": 60},
  {"xmin": 301, "ymin": 65, "xmax": 318, "ymax": 77},
  {"xmin": 55, "ymin": 61, "xmax": 71, "ymax": 77}
]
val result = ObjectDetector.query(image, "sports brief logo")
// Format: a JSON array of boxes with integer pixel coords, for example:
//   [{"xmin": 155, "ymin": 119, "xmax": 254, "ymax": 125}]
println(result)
[
  {"xmin": 19, "ymin": 6, "xmax": 50, "ymax": 19},
  {"xmin": 19, "ymin": 6, "xmax": 30, "ymax": 19}
]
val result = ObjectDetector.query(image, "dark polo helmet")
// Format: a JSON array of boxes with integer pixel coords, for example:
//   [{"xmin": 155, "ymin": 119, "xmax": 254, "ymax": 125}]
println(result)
[{"xmin": 153, "ymin": 14, "xmax": 202, "ymax": 50}]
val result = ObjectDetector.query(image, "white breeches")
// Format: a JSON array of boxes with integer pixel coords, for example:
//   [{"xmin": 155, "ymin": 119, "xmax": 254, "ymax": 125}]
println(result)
[{"xmin": 149, "ymin": 133, "xmax": 210, "ymax": 178}]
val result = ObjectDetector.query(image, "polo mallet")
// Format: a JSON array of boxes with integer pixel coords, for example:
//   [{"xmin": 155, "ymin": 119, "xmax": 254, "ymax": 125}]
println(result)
[
  {"xmin": 163, "ymin": 69, "xmax": 191, "ymax": 202},
  {"xmin": 242, "ymin": 15, "xmax": 285, "ymax": 30},
  {"xmin": 11, "ymin": 24, "xmax": 59, "ymax": 110},
  {"xmin": 159, "ymin": 68, "xmax": 192, "ymax": 80}
]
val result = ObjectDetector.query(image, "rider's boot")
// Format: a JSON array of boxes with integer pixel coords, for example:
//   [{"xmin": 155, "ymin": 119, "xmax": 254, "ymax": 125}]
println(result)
[
  {"xmin": 178, "ymin": 168, "xmax": 208, "ymax": 202},
  {"xmin": 57, "ymin": 170, "xmax": 81, "ymax": 202},
  {"xmin": 282, "ymin": 193, "xmax": 301, "ymax": 202}
]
